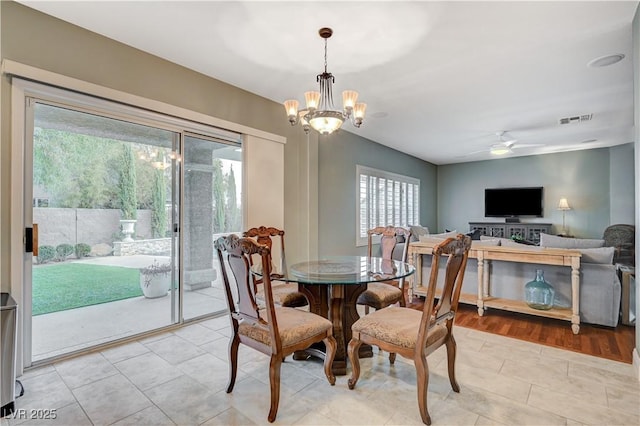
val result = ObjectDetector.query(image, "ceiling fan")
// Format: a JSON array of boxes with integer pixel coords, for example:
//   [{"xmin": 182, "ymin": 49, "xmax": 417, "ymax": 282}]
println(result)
[{"xmin": 463, "ymin": 131, "xmax": 544, "ymax": 157}]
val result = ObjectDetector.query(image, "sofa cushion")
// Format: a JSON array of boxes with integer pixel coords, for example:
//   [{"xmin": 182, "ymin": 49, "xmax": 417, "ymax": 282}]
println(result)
[
  {"xmin": 498, "ymin": 237, "xmax": 531, "ymax": 247},
  {"xmin": 539, "ymin": 233, "xmax": 605, "ymax": 249},
  {"xmin": 471, "ymin": 239, "xmax": 500, "ymax": 248},
  {"xmin": 579, "ymin": 247, "xmax": 614, "ymax": 264},
  {"xmin": 418, "ymin": 230, "xmax": 458, "ymax": 244},
  {"xmin": 429, "ymin": 230, "xmax": 458, "ymax": 239}
]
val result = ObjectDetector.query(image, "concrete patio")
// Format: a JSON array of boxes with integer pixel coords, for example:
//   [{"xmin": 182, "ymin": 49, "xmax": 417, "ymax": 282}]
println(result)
[{"xmin": 32, "ymin": 255, "xmax": 228, "ymax": 362}]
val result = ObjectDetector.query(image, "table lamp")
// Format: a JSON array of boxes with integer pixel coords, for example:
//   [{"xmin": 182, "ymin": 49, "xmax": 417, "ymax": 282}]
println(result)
[{"xmin": 557, "ymin": 197, "xmax": 571, "ymax": 235}]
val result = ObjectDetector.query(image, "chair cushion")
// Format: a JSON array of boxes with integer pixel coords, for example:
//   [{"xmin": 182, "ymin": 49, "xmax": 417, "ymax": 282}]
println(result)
[
  {"xmin": 352, "ymin": 306, "xmax": 448, "ymax": 349},
  {"xmin": 256, "ymin": 282, "xmax": 308, "ymax": 307},
  {"xmin": 239, "ymin": 307, "xmax": 331, "ymax": 347},
  {"xmin": 357, "ymin": 282, "xmax": 403, "ymax": 309}
]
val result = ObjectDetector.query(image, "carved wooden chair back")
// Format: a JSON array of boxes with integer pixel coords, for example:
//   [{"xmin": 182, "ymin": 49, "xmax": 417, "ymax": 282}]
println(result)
[
  {"xmin": 242, "ymin": 226, "xmax": 307, "ymax": 308},
  {"xmin": 357, "ymin": 226, "xmax": 411, "ymax": 313},
  {"xmin": 418, "ymin": 234, "xmax": 471, "ymax": 351},
  {"xmin": 214, "ymin": 234, "xmax": 337, "ymax": 423},
  {"xmin": 243, "ymin": 226, "xmax": 286, "ymax": 285},
  {"xmin": 367, "ymin": 225, "xmax": 411, "ymax": 265},
  {"xmin": 347, "ymin": 234, "xmax": 471, "ymax": 425},
  {"xmin": 215, "ymin": 234, "xmax": 276, "ymax": 343}
]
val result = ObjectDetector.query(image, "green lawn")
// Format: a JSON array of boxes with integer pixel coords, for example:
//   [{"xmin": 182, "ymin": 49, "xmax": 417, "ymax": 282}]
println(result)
[{"xmin": 32, "ymin": 263, "xmax": 142, "ymax": 315}]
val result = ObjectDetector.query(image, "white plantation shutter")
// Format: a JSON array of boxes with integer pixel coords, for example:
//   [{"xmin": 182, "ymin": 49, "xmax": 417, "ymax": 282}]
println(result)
[{"xmin": 356, "ymin": 165, "xmax": 420, "ymax": 246}]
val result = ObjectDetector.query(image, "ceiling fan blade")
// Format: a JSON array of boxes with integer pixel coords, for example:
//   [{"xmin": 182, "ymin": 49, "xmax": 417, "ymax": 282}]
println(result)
[
  {"xmin": 512, "ymin": 143, "xmax": 545, "ymax": 149},
  {"xmin": 456, "ymin": 149, "xmax": 489, "ymax": 158}
]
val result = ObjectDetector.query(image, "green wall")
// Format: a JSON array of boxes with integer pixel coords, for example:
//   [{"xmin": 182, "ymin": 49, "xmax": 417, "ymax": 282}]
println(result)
[
  {"xmin": 609, "ymin": 143, "xmax": 635, "ymax": 224},
  {"xmin": 437, "ymin": 148, "xmax": 625, "ymax": 239},
  {"xmin": 318, "ymin": 130, "xmax": 437, "ymax": 256}
]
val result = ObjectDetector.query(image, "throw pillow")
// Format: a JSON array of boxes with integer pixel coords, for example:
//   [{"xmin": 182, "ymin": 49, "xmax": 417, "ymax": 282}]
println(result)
[
  {"xmin": 466, "ymin": 229, "xmax": 482, "ymax": 240},
  {"xmin": 539, "ymin": 233, "xmax": 605, "ymax": 249},
  {"xmin": 409, "ymin": 225, "xmax": 429, "ymax": 242},
  {"xmin": 579, "ymin": 247, "xmax": 615, "ymax": 264}
]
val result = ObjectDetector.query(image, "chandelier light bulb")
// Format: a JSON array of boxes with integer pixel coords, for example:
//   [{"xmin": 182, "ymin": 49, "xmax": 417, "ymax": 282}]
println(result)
[
  {"xmin": 342, "ymin": 90, "xmax": 359, "ymax": 112},
  {"xmin": 283, "ymin": 99, "xmax": 299, "ymax": 124},
  {"xmin": 304, "ymin": 91, "xmax": 320, "ymax": 110},
  {"xmin": 353, "ymin": 103, "xmax": 367, "ymax": 127}
]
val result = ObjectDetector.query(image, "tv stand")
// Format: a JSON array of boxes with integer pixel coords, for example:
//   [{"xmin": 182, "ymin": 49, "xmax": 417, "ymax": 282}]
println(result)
[
  {"xmin": 505, "ymin": 217, "xmax": 520, "ymax": 223},
  {"xmin": 469, "ymin": 222, "xmax": 552, "ymax": 245}
]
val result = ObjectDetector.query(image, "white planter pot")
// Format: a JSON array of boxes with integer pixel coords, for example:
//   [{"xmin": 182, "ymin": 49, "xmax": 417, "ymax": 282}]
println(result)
[
  {"xmin": 120, "ymin": 219, "xmax": 137, "ymax": 242},
  {"xmin": 140, "ymin": 274, "xmax": 169, "ymax": 298}
]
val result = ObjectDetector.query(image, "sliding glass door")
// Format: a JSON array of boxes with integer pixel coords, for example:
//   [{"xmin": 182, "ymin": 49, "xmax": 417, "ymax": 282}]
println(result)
[
  {"xmin": 27, "ymin": 101, "xmax": 180, "ymax": 362},
  {"xmin": 22, "ymin": 88, "xmax": 241, "ymax": 365},
  {"xmin": 182, "ymin": 134, "xmax": 242, "ymax": 320}
]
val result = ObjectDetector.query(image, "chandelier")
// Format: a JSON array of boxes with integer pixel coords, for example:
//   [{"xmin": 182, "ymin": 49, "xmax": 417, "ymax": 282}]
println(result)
[{"xmin": 283, "ymin": 27, "xmax": 366, "ymax": 135}]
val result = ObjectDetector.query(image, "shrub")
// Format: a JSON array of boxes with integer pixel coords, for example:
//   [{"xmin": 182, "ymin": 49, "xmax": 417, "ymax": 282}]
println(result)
[
  {"xmin": 56, "ymin": 243, "xmax": 74, "ymax": 261},
  {"xmin": 37, "ymin": 245, "xmax": 56, "ymax": 264},
  {"xmin": 75, "ymin": 243, "xmax": 91, "ymax": 258}
]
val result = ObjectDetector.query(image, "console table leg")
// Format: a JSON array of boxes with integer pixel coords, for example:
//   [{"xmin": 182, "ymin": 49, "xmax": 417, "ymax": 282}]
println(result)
[
  {"xmin": 571, "ymin": 260, "xmax": 581, "ymax": 335},
  {"xmin": 477, "ymin": 252, "xmax": 485, "ymax": 316}
]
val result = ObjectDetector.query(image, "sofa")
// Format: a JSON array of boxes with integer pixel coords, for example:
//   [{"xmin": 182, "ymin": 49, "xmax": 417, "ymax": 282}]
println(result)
[{"xmin": 397, "ymin": 230, "xmax": 621, "ymax": 328}]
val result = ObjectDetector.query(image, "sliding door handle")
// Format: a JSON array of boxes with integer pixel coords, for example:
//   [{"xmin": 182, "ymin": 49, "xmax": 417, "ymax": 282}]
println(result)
[{"xmin": 25, "ymin": 224, "xmax": 38, "ymax": 255}]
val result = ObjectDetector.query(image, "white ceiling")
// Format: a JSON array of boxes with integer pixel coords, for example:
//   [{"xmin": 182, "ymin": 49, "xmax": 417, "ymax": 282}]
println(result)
[{"xmin": 19, "ymin": 1, "xmax": 638, "ymax": 165}]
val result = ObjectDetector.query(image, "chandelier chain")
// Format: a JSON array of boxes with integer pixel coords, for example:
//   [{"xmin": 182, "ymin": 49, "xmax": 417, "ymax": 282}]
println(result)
[{"xmin": 324, "ymin": 38, "xmax": 328, "ymax": 73}]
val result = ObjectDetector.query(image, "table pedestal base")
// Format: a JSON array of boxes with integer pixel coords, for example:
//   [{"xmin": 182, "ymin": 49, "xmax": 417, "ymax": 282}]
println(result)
[{"xmin": 296, "ymin": 283, "xmax": 371, "ymax": 376}]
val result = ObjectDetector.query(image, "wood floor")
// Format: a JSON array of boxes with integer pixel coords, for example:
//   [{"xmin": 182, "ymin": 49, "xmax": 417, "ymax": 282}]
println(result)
[{"xmin": 408, "ymin": 297, "xmax": 636, "ymax": 364}]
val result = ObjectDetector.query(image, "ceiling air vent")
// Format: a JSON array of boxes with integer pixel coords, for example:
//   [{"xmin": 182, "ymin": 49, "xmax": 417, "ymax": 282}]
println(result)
[{"xmin": 559, "ymin": 114, "xmax": 593, "ymax": 125}]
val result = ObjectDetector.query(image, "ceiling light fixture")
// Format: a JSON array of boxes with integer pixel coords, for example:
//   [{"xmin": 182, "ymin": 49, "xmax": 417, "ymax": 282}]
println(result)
[
  {"xmin": 284, "ymin": 28, "xmax": 366, "ymax": 135},
  {"xmin": 489, "ymin": 131, "xmax": 515, "ymax": 155},
  {"xmin": 587, "ymin": 53, "xmax": 625, "ymax": 68},
  {"xmin": 489, "ymin": 145, "xmax": 512, "ymax": 156}
]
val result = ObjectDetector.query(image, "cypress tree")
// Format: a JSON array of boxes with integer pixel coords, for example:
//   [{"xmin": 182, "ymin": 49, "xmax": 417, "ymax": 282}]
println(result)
[
  {"xmin": 151, "ymin": 168, "xmax": 167, "ymax": 237},
  {"xmin": 212, "ymin": 159, "xmax": 225, "ymax": 232},
  {"xmin": 118, "ymin": 144, "xmax": 138, "ymax": 220}
]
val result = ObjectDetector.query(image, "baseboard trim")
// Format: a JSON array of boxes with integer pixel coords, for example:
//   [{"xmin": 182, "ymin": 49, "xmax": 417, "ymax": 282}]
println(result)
[{"xmin": 633, "ymin": 348, "xmax": 640, "ymax": 381}]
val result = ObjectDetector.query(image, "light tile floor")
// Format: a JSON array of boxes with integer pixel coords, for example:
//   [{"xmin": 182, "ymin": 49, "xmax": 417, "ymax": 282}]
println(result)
[{"xmin": 3, "ymin": 317, "xmax": 639, "ymax": 426}]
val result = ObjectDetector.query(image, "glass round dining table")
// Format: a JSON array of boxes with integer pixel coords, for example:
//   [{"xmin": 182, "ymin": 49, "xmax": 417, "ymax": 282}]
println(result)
[{"xmin": 256, "ymin": 256, "xmax": 415, "ymax": 375}]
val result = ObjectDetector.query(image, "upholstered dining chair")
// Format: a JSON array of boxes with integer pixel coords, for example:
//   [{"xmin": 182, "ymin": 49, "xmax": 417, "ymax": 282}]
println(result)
[
  {"xmin": 357, "ymin": 226, "xmax": 411, "ymax": 314},
  {"xmin": 347, "ymin": 234, "xmax": 472, "ymax": 425},
  {"xmin": 243, "ymin": 226, "xmax": 308, "ymax": 308},
  {"xmin": 215, "ymin": 234, "xmax": 337, "ymax": 423}
]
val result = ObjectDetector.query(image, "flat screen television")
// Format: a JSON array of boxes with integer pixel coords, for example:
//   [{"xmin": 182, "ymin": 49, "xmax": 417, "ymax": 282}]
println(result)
[{"xmin": 484, "ymin": 187, "xmax": 543, "ymax": 218}]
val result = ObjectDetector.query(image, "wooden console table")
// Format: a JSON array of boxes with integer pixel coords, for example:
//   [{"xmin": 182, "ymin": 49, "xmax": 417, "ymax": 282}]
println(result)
[{"xmin": 408, "ymin": 241, "xmax": 582, "ymax": 334}]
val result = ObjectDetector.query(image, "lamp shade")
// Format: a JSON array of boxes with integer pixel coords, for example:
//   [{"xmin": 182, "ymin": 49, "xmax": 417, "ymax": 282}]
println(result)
[{"xmin": 557, "ymin": 198, "xmax": 571, "ymax": 210}]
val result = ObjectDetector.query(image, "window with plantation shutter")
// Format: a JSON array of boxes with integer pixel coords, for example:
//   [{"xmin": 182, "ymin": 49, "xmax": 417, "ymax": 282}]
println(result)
[{"xmin": 356, "ymin": 165, "xmax": 420, "ymax": 246}]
